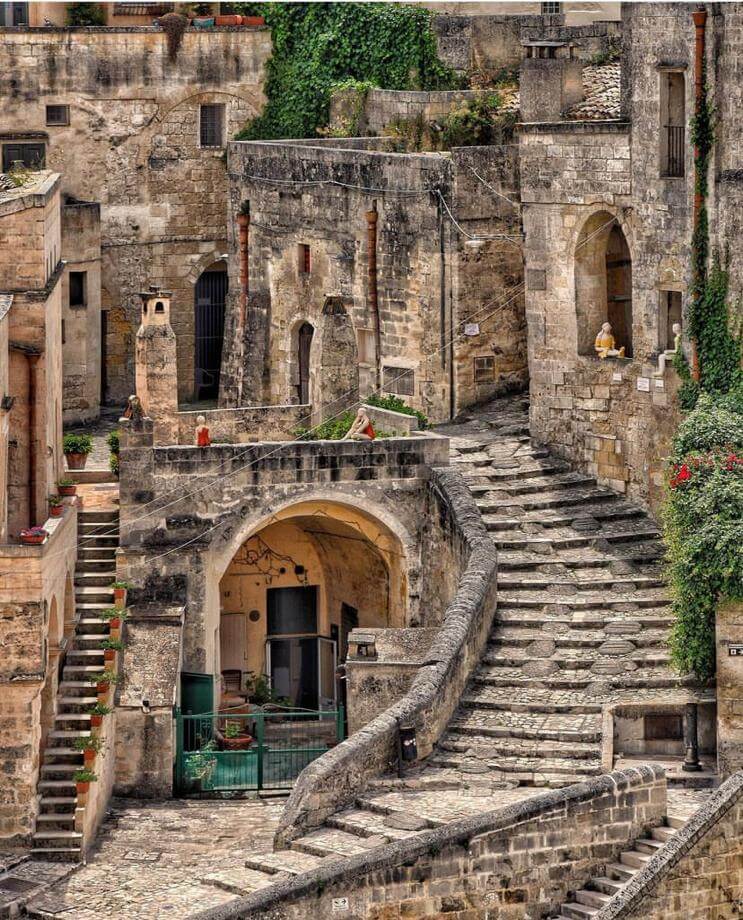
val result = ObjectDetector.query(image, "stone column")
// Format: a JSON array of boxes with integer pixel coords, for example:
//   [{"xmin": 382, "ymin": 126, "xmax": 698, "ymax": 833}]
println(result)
[
  {"xmin": 716, "ymin": 598, "xmax": 743, "ymax": 778},
  {"xmin": 135, "ymin": 286, "xmax": 178, "ymax": 445}
]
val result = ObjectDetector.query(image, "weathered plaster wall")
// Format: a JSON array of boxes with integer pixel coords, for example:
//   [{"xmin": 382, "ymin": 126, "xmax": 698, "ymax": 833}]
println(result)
[
  {"xmin": 0, "ymin": 26, "xmax": 270, "ymax": 404},
  {"xmin": 61, "ymin": 200, "xmax": 102, "ymax": 423}
]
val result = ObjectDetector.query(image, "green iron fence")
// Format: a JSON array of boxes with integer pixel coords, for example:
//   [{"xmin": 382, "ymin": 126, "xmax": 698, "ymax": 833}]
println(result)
[{"xmin": 174, "ymin": 707, "xmax": 344, "ymax": 795}]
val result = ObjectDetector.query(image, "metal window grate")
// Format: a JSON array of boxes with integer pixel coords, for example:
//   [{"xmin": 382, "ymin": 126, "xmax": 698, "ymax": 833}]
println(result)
[
  {"xmin": 664, "ymin": 125, "xmax": 685, "ymax": 177},
  {"xmin": 200, "ymin": 104, "xmax": 225, "ymax": 148},
  {"xmin": 46, "ymin": 105, "xmax": 69, "ymax": 127},
  {"xmin": 382, "ymin": 365, "xmax": 415, "ymax": 397},
  {"xmin": 541, "ymin": 2, "xmax": 561, "ymax": 15},
  {"xmin": 474, "ymin": 355, "xmax": 496, "ymax": 384}
]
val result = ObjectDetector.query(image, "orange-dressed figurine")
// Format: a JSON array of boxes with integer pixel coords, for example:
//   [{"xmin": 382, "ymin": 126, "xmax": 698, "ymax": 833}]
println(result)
[
  {"xmin": 343, "ymin": 406, "xmax": 376, "ymax": 441},
  {"xmin": 196, "ymin": 414, "xmax": 211, "ymax": 447}
]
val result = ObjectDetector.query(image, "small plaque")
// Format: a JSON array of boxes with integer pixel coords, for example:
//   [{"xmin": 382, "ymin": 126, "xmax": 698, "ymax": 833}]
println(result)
[
  {"xmin": 612, "ymin": 372, "xmax": 623, "ymax": 383},
  {"xmin": 729, "ymin": 645, "xmax": 743, "ymax": 656},
  {"xmin": 527, "ymin": 268, "xmax": 547, "ymax": 290},
  {"xmin": 464, "ymin": 323, "xmax": 480, "ymax": 336},
  {"xmin": 654, "ymin": 379, "xmax": 665, "ymax": 390},
  {"xmin": 636, "ymin": 377, "xmax": 651, "ymax": 392},
  {"xmin": 332, "ymin": 898, "xmax": 350, "ymax": 912}
]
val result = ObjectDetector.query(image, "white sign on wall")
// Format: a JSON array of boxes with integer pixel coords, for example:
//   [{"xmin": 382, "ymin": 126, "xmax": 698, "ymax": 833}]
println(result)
[
  {"xmin": 332, "ymin": 898, "xmax": 350, "ymax": 912},
  {"xmin": 636, "ymin": 377, "xmax": 651, "ymax": 392},
  {"xmin": 464, "ymin": 323, "xmax": 480, "ymax": 337}
]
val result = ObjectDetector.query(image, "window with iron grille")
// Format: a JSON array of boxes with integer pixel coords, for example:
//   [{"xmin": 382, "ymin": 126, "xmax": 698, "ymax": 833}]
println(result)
[
  {"xmin": 382, "ymin": 365, "xmax": 415, "ymax": 397},
  {"xmin": 199, "ymin": 104, "xmax": 225, "ymax": 148},
  {"xmin": 541, "ymin": 2, "xmax": 561, "ymax": 15},
  {"xmin": 474, "ymin": 355, "xmax": 496, "ymax": 384},
  {"xmin": 298, "ymin": 243, "xmax": 311, "ymax": 274},
  {"xmin": 2, "ymin": 143, "xmax": 45, "ymax": 172},
  {"xmin": 46, "ymin": 105, "xmax": 70, "ymax": 127},
  {"xmin": 660, "ymin": 71, "xmax": 685, "ymax": 178},
  {"xmin": 69, "ymin": 272, "xmax": 87, "ymax": 308}
]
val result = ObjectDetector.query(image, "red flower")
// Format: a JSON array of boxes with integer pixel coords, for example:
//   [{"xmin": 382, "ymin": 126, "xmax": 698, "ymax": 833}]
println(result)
[{"xmin": 677, "ymin": 463, "xmax": 691, "ymax": 482}]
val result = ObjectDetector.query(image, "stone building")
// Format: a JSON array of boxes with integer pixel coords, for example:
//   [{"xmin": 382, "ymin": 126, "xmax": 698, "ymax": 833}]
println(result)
[
  {"xmin": 0, "ymin": 170, "xmax": 77, "ymax": 843},
  {"xmin": 0, "ymin": 20, "xmax": 271, "ymax": 407}
]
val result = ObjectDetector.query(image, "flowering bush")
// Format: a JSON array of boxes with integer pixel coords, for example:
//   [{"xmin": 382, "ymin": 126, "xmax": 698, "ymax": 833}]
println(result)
[{"xmin": 665, "ymin": 392, "xmax": 743, "ymax": 681}]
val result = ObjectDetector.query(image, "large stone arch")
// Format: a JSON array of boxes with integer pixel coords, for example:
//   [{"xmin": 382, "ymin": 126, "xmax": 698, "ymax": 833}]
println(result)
[{"xmin": 573, "ymin": 208, "xmax": 634, "ymax": 359}]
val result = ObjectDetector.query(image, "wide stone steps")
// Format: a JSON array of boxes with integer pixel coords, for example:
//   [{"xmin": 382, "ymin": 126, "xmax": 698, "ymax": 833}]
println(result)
[
  {"xmin": 451, "ymin": 708, "xmax": 602, "ymax": 743},
  {"xmin": 291, "ymin": 828, "xmax": 385, "ymax": 859},
  {"xmin": 496, "ymin": 608, "xmax": 673, "ymax": 629},
  {"xmin": 428, "ymin": 751, "xmax": 602, "ymax": 779},
  {"xmin": 326, "ymin": 808, "xmax": 424, "ymax": 840},
  {"xmin": 471, "ymin": 666, "xmax": 688, "ymax": 692},
  {"xmin": 74, "ymin": 572, "xmax": 116, "ymax": 587},
  {"xmin": 490, "ymin": 527, "xmax": 661, "ymax": 551},
  {"xmin": 480, "ymin": 648, "xmax": 671, "ymax": 669},
  {"xmin": 482, "ymin": 502, "xmax": 645, "ymax": 529},
  {"xmin": 475, "ymin": 485, "xmax": 621, "ymax": 512},
  {"xmin": 498, "ymin": 588, "xmax": 670, "ymax": 608},
  {"xmin": 462, "ymin": 685, "xmax": 602, "ymax": 714},
  {"xmin": 488, "ymin": 626, "xmax": 669, "ymax": 647},
  {"xmin": 468, "ymin": 472, "xmax": 599, "ymax": 497},
  {"xmin": 439, "ymin": 733, "xmax": 600, "ymax": 761},
  {"xmin": 243, "ymin": 849, "xmax": 326, "ymax": 876},
  {"xmin": 495, "ymin": 573, "xmax": 665, "ymax": 591}
]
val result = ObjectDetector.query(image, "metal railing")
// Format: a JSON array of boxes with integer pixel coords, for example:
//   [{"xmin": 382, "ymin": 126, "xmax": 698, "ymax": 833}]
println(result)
[
  {"xmin": 665, "ymin": 125, "xmax": 685, "ymax": 177},
  {"xmin": 174, "ymin": 707, "xmax": 344, "ymax": 795}
]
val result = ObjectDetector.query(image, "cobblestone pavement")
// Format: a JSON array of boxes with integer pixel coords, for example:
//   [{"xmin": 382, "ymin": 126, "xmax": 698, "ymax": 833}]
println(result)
[{"xmin": 23, "ymin": 797, "xmax": 284, "ymax": 919}]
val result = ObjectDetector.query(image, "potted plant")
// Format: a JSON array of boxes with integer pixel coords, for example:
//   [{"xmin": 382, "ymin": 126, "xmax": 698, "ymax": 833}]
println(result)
[
  {"xmin": 63, "ymin": 433, "xmax": 93, "ymax": 470},
  {"xmin": 58, "ymin": 478, "xmax": 77, "ymax": 497},
  {"xmin": 88, "ymin": 701, "xmax": 112, "ymax": 728},
  {"xmin": 94, "ymin": 669, "xmax": 118, "ymax": 700},
  {"xmin": 191, "ymin": 3, "xmax": 214, "ymax": 27},
  {"xmin": 241, "ymin": 14, "xmax": 264, "ymax": 26},
  {"xmin": 219, "ymin": 719, "xmax": 253, "ymax": 751},
  {"xmin": 215, "ymin": 12, "xmax": 241, "ymax": 26},
  {"xmin": 111, "ymin": 580, "xmax": 130, "ymax": 606},
  {"xmin": 48, "ymin": 495, "xmax": 64, "ymax": 518},
  {"xmin": 74, "ymin": 734, "xmax": 104, "ymax": 769},
  {"xmin": 19, "ymin": 526, "xmax": 48, "ymax": 545},
  {"xmin": 101, "ymin": 637, "xmax": 123, "ymax": 663},
  {"xmin": 99, "ymin": 606, "xmax": 129, "ymax": 629},
  {"xmin": 74, "ymin": 768, "xmax": 97, "ymax": 796}
]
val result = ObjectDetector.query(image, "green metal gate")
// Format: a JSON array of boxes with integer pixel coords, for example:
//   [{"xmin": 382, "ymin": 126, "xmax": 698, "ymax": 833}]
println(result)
[{"xmin": 174, "ymin": 708, "xmax": 344, "ymax": 795}]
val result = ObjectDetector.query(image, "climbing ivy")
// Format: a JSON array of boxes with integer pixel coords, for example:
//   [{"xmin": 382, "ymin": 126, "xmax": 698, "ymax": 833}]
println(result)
[
  {"xmin": 666, "ymin": 76, "xmax": 743, "ymax": 680},
  {"xmin": 232, "ymin": 3, "xmax": 460, "ymax": 140}
]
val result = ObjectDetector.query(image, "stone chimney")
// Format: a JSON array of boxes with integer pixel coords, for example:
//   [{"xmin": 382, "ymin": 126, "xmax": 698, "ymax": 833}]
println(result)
[
  {"xmin": 520, "ymin": 42, "xmax": 583, "ymax": 122},
  {"xmin": 135, "ymin": 285, "xmax": 178, "ymax": 444}
]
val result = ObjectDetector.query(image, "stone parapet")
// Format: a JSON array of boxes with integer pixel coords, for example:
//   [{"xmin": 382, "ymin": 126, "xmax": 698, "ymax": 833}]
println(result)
[
  {"xmin": 174, "ymin": 404, "xmax": 310, "ymax": 445},
  {"xmin": 272, "ymin": 466, "xmax": 497, "ymax": 847},
  {"xmin": 193, "ymin": 765, "xmax": 667, "ymax": 920}
]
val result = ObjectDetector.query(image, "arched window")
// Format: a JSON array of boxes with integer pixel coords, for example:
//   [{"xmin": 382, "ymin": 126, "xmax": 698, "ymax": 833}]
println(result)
[{"xmin": 575, "ymin": 212, "xmax": 633, "ymax": 358}]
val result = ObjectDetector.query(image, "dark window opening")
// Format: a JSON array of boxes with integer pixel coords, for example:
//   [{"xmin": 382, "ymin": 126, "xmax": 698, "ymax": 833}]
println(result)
[
  {"xmin": 61, "ymin": 319, "xmax": 66, "ymax": 345},
  {"xmin": 541, "ymin": 2, "xmax": 561, "ymax": 14},
  {"xmin": 298, "ymin": 243, "xmax": 311, "ymax": 275},
  {"xmin": 644, "ymin": 714, "xmax": 683, "ymax": 741},
  {"xmin": 199, "ymin": 104, "xmax": 225, "ymax": 148},
  {"xmin": 660, "ymin": 290, "xmax": 683, "ymax": 350},
  {"xmin": 474, "ymin": 355, "xmax": 495, "ymax": 384},
  {"xmin": 660, "ymin": 72, "xmax": 685, "ymax": 178},
  {"xmin": 3, "ymin": 3, "xmax": 29, "ymax": 25},
  {"xmin": 267, "ymin": 586, "xmax": 318, "ymax": 636},
  {"xmin": 2, "ymin": 143, "xmax": 45, "ymax": 172},
  {"xmin": 297, "ymin": 321, "xmax": 313, "ymax": 404},
  {"xmin": 383, "ymin": 365, "xmax": 415, "ymax": 397},
  {"xmin": 69, "ymin": 271, "xmax": 87, "ymax": 308},
  {"xmin": 154, "ymin": 300, "xmax": 165, "ymax": 313},
  {"xmin": 46, "ymin": 105, "xmax": 70, "ymax": 127},
  {"xmin": 194, "ymin": 267, "xmax": 228, "ymax": 400}
]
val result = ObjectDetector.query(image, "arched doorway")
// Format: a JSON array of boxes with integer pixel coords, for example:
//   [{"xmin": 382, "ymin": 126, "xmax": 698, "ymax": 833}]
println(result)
[
  {"xmin": 575, "ymin": 212, "xmax": 633, "ymax": 358},
  {"xmin": 194, "ymin": 262, "xmax": 228, "ymax": 401},
  {"xmin": 217, "ymin": 501, "xmax": 405, "ymax": 713},
  {"xmin": 296, "ymin": 322, "xmax": 313, "ymax": 404}
]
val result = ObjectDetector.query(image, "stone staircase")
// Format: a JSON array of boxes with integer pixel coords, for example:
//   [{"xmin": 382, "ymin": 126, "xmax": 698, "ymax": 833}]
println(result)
[
  {"xmin": 31, "ymin": 508, "xmax": 119, "ymax": 861},
  {"xmin": 231, "ymin": 397, "xmax": 708, "ymax": 888}
]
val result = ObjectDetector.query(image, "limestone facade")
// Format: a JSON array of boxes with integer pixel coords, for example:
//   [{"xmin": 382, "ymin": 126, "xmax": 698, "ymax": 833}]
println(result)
[
  {"xmin": 0, "ymin": 171, "xmax": 77, "ymax": 844},
  {"xmin": 0, "ymin": 24, "xmax": 271, "ymax": 406}
]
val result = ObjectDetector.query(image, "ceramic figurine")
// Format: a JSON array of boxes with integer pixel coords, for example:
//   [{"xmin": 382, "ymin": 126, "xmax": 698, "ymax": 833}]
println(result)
[
  {"xmin": 654, "ymin": 323, "xmax": 683, "ymax": 376},
  {"xmin": 594, "ymin": 322, "xmax": 625, "ymax": 359}
]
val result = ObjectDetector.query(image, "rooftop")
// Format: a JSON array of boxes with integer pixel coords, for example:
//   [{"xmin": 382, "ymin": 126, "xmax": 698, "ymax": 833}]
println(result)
[
  {"xmin": 566, "ymin": 61, "xmax": 621, "ymax": 120},
  {"xmin": 0, "ymin": 169, "xmax": 57, "ymax": 205}
]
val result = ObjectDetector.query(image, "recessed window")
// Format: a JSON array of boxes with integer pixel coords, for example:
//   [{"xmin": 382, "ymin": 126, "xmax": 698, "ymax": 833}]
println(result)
[
  {"xmin": 69, "ymin": 271, "xmax": 87, "ymax": 308},
  {"xmin": 474, "ymin": 355, "xmax": 496, "ymax": 384},
  {"xmin": 541, "ymin": 2, "xmax": 561, "ymax": 14},
  {"xmin": 660, "ymin": 71, "xmax": 685, "ymax": 178},
  {"xmin": 46, "ymin": 105, "xmax": 70, "ymax": 127},
  {"xmin": 61, "ymin": 319, "xmax": 66, "ymax": 345},
  {"xmin": 382, "ymin": 365, "xmax": 414, "ymax": 397},
  {"xmin": 356, "ymin": 329, "xmax": 376, "ymax": 365},
  {"xmin": 2, "ymin": 142, "xmax": 45, "ymax": 172},
  {"xmin": 659, "ymin": 290, "xmax": 683, "ymax": 350},
  {"xmin": 298, "ymin": 243, "xmax": 311, "ymax": 275},
  {"xmin": 199, "ymin": 104, "xmax": 225, "ymax": 148}
]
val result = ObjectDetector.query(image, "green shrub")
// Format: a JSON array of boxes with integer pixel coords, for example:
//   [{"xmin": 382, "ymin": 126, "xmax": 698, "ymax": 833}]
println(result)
[
  {"xmin": 63, "ymin": 433, "xmax": 93, "ymax": 455},
  {"xmin": 295, "ymin": 412, "xmax": 356, "ymax": 441},
  {"xmin": 234, "ymin": 3, "xmax": 459, "ymax": 140},
  {"xmin": 364, "ymin": 394, "xmax": 429, "ymax": 429},
  {"xmin": 66, "ymin": 3, "xmax": 106, "ymax": 26}
]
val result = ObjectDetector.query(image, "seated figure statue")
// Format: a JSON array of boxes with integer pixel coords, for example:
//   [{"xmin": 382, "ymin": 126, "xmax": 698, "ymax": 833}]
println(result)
[
  {"xmin": 654, "ymin": 322, "xmax": 682, "ymax": 377},
  {"xmin": 594, "ymin": 322, "xmax": 625, "ymax": 359},
  {"xmin": 195, "ymin": 414, "xmax": 211, "ymax": 447},
  {"xmin": 342, "ymin": 406, "xmax": 376, "ymax": 441}
]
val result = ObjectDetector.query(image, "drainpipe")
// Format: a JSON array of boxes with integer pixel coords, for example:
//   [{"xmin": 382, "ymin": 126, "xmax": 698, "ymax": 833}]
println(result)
[
  {"xmin": 691, "ymin": 6, "xmax": 707, "ymax": 382},
  {"xmin": 366, "ymin": 203, "xmax": 382, "ymax": 390},
  {"xmin": 238, "ymin": 203, "xmax": 250, "ymax": 330},
  {"xmin": 27, "ymin": 354, "xmax": 39, "ymax": 525}
]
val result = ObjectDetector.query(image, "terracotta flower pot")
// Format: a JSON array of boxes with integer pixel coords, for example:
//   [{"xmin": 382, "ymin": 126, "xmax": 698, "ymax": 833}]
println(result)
[
  {"xmin": 109, "ymin": 617, "xmax": 121, "ymax": 630},
  {"xmin": 113, "ymin": 587, "xmax": 127, "ymax": 606},
  {"xmin": 83, "ymin": 749, "xmax": 96, "ymax": 768},
  {"xmin": 20, "ymin": 533, "xmax": 46, "ymax": 545},
  {"xmin": 49, "ymin": 505, "xmax": 63, "ymax": 518},
  {"xmin": 65, "ymin": 452, "xmax": 88, "ymax": 470},
  {"xmin": 104, "ymin": 648, "xmax": 116, "ymax": 664},
  {"xmin": 221, "ymin": 734, "xmax": 253, "ymax": 751},
  {"xmin": 58, "ymin": 484, "xmax": 77, "ymax": 496},
  {"xmin": 76, "ymin": 781, "xmax": 90, "ymax": 795},
  {"xmin": 241, "ymin": 15, "xmax": 264, "ymax": 26},
  {"xmin": 96, "ymin": 681, "xmax": 109, "ymax": 695},
  {"xmin": 91, "ymin": 714, "xmax": 103, "ymax": 728},
  {"xmin": 216, "ymin": 14, "xmax": 241, "ymax": 26}
]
